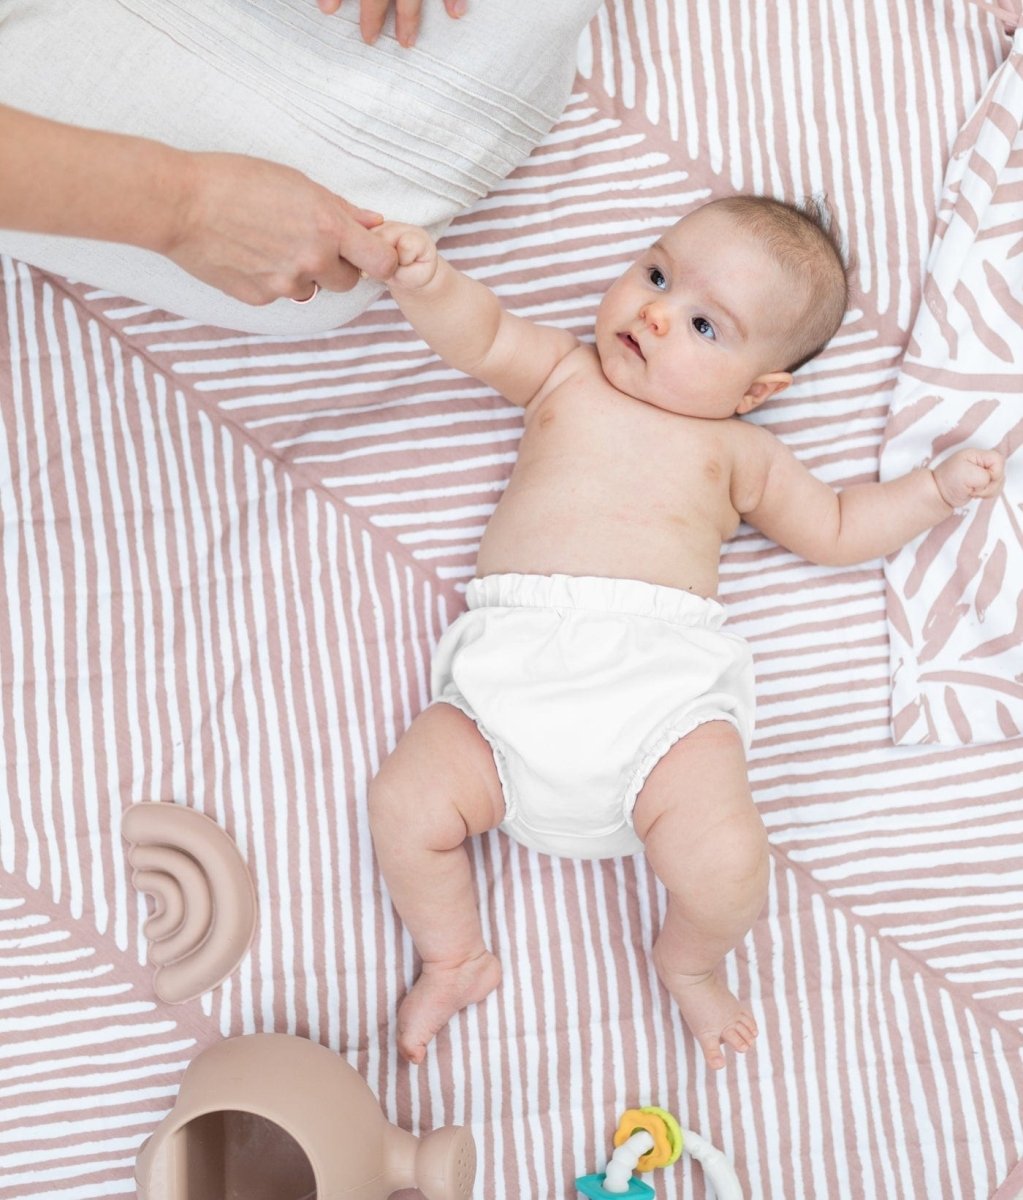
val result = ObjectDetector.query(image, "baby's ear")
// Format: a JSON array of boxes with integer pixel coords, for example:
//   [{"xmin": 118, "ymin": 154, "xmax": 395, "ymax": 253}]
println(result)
[{"xmin": 737, "ymin": 371, "xmax": 792, "ymax": 414}]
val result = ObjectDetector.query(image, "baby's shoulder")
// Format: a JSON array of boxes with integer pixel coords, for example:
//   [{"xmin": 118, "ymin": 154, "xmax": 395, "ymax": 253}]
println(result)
[
  {"xmin": 554, "ymin": 341, "xmax": 602, "ymax": 382},
  {"xmin": 725, "ymin": 419, "xmax": 782, "ymax": 513},
  {"xmin": 524, "ymin": 342, "xmax": 601, "ymax": 413}
]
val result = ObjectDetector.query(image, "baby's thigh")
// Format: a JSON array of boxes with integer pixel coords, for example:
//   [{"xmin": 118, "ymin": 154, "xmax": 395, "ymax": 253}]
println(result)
[
  {"xmin": 369, "ymin": 703, "xmax": 505, "ymax": 849},
  {"xmin": 632, "ymin": 722, "xmax": 766, "ymax": 892}
]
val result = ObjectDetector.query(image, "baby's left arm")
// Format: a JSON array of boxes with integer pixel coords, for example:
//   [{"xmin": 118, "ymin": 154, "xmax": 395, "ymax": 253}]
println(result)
[{"xmin": 742, "ymin": 438, "xmax": 1005, "ymax": 566}]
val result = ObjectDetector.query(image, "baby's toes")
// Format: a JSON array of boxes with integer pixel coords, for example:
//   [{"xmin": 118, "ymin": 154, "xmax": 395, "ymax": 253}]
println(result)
[
  {"xmin": 722, "ymin": 1019, "xmax": 756, "ymax": 1055},
  {"xmin": 391, "ymin": 1036, "xmax": 422, "ymax": 1065},
  {"xmin": 734, "ymin": 1011, "xmax": 758, "ymax": 1041},
  {"xmin": 698, "ymin": 1033, "xmax": 727, "ymax": 1070}
]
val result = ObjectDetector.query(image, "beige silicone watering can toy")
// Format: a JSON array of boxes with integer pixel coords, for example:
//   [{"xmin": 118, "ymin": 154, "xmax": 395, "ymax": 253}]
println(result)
[{"xmin": 135, "ymin": 1033, "xmax": 476, "ymax": 1199}]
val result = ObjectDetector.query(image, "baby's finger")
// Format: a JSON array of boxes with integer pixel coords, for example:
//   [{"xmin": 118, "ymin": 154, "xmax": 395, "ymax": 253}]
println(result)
[
  {"xmin": 443, "ymin": 0, "xmax": 468, "ymax": 17},
  {"xmin": 317, "ymin": 0, "xmax": 342, "ymax": 13},
  {"xmin": 969, "ymin": 448, "xmax": 1004, "ymax": 474},
  {"xmin": 969, "ymin": 451, "xmax": 1005, "ymax": 497},
  {"xmin": 986, "ymin": 453, "xmax": 1006, "ymax": 485},
  {"xmin": 977, "ymin": 473, "xmax": 1006, "ymax": 499},
  {"xmin": 396, "ymin": 229, "xmax": 428, "ymax": 266},
  {"xmin": 371, "ymin": 220, "xmax": 416, "ymax": 249}
]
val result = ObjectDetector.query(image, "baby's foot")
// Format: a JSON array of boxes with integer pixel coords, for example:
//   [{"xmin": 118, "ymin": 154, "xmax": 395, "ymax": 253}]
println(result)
[
  {"xmin": 397, "ymin": 950, "xmax": 502, "ymax": 1065},
  {"xmin": 656, "ymin": 960, "xmax": 757, "ymax": 1070}
]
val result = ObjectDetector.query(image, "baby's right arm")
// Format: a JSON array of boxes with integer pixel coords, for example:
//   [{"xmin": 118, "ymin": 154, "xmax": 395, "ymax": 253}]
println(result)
[{"xmin": 370, "ymin": 222, "xmax": 579, "ymax": 406}]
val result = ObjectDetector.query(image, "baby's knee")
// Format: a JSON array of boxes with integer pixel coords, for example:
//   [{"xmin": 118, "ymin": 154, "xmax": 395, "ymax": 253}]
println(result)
[
  {"xmin": 648, "ymin": 797, "xmax": 768, "ymax": 904},
  {"xmin": 366, "ymin": 770, "xmax": 402, "ymax": 848},
  {"xmin": 726, "ymin": 804, "xmax": 769, "ymax": 870},
  {"xmin": 367, "ymin": 762, "xmax": 470, "ymax": 857},
  {"xmin": 366, "ymin": 757, "xmax": 427, "ymax": 845},
  {"xmin": 727, "ymin": 810, "xmax": 770, "ymax": 907},
  {"xmin": 698, "ymin": 803, "xmax": 769, "ymax": 898}
]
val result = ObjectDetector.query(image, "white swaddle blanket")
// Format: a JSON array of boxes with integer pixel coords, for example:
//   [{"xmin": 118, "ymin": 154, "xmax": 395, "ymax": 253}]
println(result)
[
  {"xmin": 880, "ymin": 25, "xmax": 1023, "ymax": 746},
  {"xmin": 0, "ymin": 0, "xmax": 598, "ymax": 332}
]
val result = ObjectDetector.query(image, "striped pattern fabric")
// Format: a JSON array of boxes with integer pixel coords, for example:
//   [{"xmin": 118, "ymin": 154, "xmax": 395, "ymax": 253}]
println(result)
[
  {"xmin": 881, "ymin": 27, "xmax": 1023, "ymax": 745},
  {"xmin": 1, "ymin": 3, "xmax": 1022, "ymax": 1199}
]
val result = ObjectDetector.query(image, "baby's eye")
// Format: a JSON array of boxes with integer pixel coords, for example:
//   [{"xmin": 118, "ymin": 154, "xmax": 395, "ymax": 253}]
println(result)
[
  {"xmin": 647, "ymin": 267, "xmax": 667, "ymax": 290},
  {"xmin": 692, "ymin": 316, "xmax": 716, "ymax": 340}
]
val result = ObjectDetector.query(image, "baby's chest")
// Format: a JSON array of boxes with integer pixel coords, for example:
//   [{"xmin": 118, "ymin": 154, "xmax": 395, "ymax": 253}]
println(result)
[{"xmin": 522, "ymin": 385, "xmax": 733, "ymax": 498}]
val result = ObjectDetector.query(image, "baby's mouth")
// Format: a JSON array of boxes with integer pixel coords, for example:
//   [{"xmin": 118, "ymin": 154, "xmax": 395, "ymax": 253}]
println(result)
[{"xmin": 618, "ymin": 332, "xmax": 645, "ymax": 361}]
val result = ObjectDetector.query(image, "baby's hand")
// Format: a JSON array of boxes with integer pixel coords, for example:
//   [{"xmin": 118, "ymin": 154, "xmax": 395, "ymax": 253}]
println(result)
[
  {"xmin": 370, "ymin": 221, "xmax": 439, "ymax": 291},
  {"xmin": 932, "ymin": 448, "xmax": 1005, "ymax": 508}
]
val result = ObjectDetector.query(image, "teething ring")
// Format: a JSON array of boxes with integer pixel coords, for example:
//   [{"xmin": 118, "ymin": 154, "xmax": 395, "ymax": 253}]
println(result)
[{"xmin": 612, "ymin": 1107, "xmax": 683, "ymax": 1171}]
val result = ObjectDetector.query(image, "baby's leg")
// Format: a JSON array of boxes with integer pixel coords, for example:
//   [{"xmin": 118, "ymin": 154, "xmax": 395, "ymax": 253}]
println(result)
[
  {"xmin": 368, "ymin": 702, "xmax": 506, "ymax": 1064},
  {"xmin": 632, "ymin": 721, "xmax": 769, "ymax": 1070}
]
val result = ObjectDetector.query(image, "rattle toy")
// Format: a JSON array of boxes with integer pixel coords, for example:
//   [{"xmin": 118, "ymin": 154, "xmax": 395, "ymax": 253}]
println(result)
[{"xmin": 575, "ymin": 1106, "xmax": 742, "ymax": 1199}]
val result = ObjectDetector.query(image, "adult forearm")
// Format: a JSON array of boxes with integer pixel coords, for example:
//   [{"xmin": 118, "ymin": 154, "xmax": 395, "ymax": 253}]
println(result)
[
  {"xmin": 0, "ymin": 104, "xmax": 191, "ymax": 254},
  {"xmin": 831, "ymin": 468, "xmax": 952, "ymax": 564}
]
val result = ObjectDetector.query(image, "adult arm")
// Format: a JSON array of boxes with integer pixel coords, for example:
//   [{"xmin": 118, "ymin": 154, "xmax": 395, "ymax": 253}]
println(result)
[
  {"xmin": 0, "ymin": 104, "xmax": 396, "ymax": 304},
  {"xmin": 741, "ymin": 433, "xmax": 1005, "ymax": 566}
]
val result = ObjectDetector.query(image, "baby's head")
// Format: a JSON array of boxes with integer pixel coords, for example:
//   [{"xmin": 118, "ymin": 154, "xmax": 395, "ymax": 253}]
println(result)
[{"xmin": 594, "ymin": 195, "xmax": 849, "ymax": 419}]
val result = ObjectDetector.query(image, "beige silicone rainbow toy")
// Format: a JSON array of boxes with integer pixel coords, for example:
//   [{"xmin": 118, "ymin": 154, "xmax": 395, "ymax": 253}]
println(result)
[{"xmin": 122, "ymin": 801, "xmax": 257, "ymax": 1003}]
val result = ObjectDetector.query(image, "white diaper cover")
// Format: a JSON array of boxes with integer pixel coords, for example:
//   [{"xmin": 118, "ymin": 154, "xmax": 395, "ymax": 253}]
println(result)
[{"xmin": 430, "ymin": 573, "xmax": 755, "ymax": 860}]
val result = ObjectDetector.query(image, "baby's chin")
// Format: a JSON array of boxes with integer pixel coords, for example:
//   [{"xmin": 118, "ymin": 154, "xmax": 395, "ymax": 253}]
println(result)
[
  {"xmin": 599, "ymin": 367, "xmax": 650, "ymax": 406},
  {"xmin": 593, "ymin": 343, "xmax": 734, "ymax": 418},
  {"xmin": 595, "ymin": 358, "xmax": 689, "ymax": 414},
  {"xmin": 594, "ymin": 349, "xmax": 649, "ymax": 402},
  {"xmin": 602, "ymin": 372, "xmax": 740, "ymax": 422}
]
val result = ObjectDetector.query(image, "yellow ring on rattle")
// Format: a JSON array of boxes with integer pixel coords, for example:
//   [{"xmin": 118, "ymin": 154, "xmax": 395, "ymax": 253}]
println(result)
[{"xmin": 612, "ymin": 1107, "xmax": 683, "ymax": 1171}]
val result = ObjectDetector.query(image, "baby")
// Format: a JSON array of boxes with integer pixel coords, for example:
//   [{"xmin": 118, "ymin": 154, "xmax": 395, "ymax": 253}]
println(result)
[{"xmin": 365, "ymin": 196, "xmax": 1005, "ymax": 1070}]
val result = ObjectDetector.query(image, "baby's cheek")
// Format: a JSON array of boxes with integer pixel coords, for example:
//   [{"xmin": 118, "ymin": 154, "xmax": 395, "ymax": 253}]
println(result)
[{"xmin": 594, "ymin": 347, "xmax": 619, "ymax": 387}]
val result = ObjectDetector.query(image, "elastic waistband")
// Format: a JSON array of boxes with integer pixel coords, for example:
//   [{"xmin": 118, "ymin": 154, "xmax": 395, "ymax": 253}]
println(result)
[{"xmin": 465, "ymin": 573, "xmax": 727, "ymax": 629}]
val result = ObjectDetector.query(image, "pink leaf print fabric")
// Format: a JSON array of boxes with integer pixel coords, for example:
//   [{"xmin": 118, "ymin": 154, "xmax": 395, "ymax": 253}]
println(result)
[{"xmin": 881, "ymin": 30, "xmax": 1023, "ymax": 746}]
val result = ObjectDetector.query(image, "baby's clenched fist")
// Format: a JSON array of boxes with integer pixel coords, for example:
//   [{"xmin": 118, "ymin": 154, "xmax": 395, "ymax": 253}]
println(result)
[
  {"xmin": 367, "ymin": 221, "xmax": 440, "ymax": 291},
  {"xmin": 932, "ymin": 448, "xmax": 1005, "ymax": 509}
]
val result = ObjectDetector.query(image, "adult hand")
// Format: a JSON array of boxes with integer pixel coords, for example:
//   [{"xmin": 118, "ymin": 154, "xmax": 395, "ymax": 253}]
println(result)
[
  {"xmin": 316, "ymin": 0, "xmax": 467, "ymax": 49},
  {"xmin": 168, "ymin": 151, "xmax": 398, "ymax": 306}
]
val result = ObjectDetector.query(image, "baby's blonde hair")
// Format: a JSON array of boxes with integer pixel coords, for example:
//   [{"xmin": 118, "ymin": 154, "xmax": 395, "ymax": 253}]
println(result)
[{"xmin": 707, "ymin": 194, "xmax": 849, "ymax": 372}]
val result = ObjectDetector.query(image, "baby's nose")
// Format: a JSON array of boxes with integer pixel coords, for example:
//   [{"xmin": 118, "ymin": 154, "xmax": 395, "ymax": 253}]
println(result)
[{"xmin": 640, "ymin": 301, "xmax": 668, "ymax": 334}]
